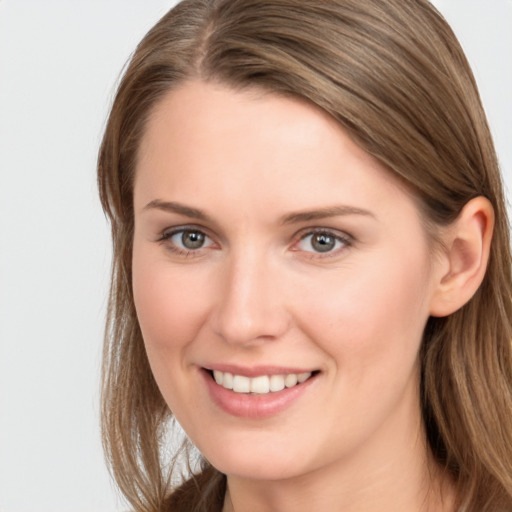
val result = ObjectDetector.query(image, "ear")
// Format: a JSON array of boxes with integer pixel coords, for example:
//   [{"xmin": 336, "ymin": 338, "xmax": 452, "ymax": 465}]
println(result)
[{"xmin": 429, "ymin": 196, "xmax": 494, "ymax": 318}]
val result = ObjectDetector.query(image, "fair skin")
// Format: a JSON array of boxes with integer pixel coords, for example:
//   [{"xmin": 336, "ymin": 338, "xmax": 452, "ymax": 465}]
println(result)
[{"xmin": 132, "ymin": 80, "xmax": 492, "ymax": 512}]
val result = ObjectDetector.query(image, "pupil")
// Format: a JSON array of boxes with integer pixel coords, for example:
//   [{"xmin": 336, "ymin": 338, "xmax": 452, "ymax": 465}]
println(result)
[
  {"xmin": 312, "ymin": 233, "xmax": 335, "ymax": 252},
  {"xmin": 182, "ymin": 231, "xmax": 205, "ymax": 249}
]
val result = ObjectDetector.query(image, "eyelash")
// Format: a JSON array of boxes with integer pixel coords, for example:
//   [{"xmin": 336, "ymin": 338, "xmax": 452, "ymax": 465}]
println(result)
[
  {"xmin": 157, "ymin": 226, "xmax": 353, "ymax": 259},
  {"xmin": 293, "ymin": 228, "xmax": 353, "ymax": 259},
  {"xmin": 157, "ymin": 226, "xmax": 216, "ymax": 258}
]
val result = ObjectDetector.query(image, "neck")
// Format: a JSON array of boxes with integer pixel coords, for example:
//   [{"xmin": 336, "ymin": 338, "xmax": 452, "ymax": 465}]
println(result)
[
  {"xmin": 224, "ymin": 446, "xmax": 455, "ymax": 512},
  {"xmin": 222, "ymin": 385, "xmax": 456, "ymax": 512}
]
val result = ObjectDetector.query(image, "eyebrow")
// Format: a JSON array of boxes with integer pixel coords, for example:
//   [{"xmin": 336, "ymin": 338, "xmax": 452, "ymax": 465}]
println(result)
[
  {"xmin": 142, "ymin": 199, "xmax": 212, "ymax": 221},
  {"xmin": 280, "ymin": 205, "xmax": 375, "ymax": 225},
  {"xmin": 143, "ymin": 199, "xmax": 375, "ymax": 225}
]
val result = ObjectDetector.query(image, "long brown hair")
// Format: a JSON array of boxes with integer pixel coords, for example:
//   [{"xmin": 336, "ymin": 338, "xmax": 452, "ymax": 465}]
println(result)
[{"xmin": 98, "ymin": 1, "xmax": 512, "ymax": 510}]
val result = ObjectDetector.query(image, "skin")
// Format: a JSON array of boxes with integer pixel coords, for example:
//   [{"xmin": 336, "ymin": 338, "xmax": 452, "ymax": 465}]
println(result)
[{"xmin": 131, "ymin": 80, "xmax": 464, "ymax": 512}]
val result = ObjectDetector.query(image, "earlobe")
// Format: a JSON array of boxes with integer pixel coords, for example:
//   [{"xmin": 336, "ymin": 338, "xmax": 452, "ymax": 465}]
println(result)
[{"xmin": 429, "ymin": 196, "xmax": 494, "ymax": 318}]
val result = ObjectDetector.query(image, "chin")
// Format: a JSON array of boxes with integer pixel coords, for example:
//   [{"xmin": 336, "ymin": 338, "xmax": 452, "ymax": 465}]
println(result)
[
  {"xmin": 198, "ymin": 433, "xmax": 313, "ymax": 482},
  {"xmin": 211, "ymin": 455, "xmax": 302, "ymax": 481}
]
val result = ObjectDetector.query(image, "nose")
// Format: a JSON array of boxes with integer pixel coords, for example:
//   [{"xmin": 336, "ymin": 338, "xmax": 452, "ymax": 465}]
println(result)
[{"xmin": 211, "ymin": 250, "xmax": 291, "ymax": 346}]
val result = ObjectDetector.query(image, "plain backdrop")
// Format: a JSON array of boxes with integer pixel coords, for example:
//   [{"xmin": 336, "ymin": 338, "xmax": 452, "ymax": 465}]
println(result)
[{"xmin": 0, "ymin": 1, "xmax": 510, "ymax": 511}]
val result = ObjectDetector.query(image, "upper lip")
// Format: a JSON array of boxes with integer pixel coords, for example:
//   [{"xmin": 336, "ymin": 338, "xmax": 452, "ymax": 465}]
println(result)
[{"xmin": 202, "ymin": 364, "xmax": 317, "ymax": 377}]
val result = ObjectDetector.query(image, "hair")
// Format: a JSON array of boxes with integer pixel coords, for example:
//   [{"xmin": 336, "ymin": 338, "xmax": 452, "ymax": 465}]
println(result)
[{"xmin": 97, "ymin": 1, "xmax": 512, "ymax": 511}]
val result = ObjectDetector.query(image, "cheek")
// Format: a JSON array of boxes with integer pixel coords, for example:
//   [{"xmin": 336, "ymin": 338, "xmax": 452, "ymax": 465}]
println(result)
[
  {"xmin": 131, "ymin": 251, "xmax": 217, "ymax": 421},
  {"xmin": 132, "ymin": 251, "xmax": 211, "ymax": 357},
  {"xmin": 296, "ymin": 250, "xmax": 432, "ymax": 375}
]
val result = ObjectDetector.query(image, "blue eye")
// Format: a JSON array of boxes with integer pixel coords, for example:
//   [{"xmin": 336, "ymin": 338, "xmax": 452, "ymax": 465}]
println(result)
[
  {"xmin": 173, "ymin": 229, "xmax": 207, "ymax": 249},
  {"xmin": 297, "ymin": 231, "xmax": 349, "ymax": 254},
  {"xmin": 161, "ymin": 228, "xmax": 214, "ymax": 253}
]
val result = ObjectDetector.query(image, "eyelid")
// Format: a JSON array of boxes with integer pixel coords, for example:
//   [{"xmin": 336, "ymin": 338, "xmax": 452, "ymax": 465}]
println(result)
[
  {"xmin": 291, "ymin": 227, "xmax": 354, "ymax": 257},
  {"xmin": 155, "ymin": 224, "xmax": 353, "ymax": 259},
  {"xmin": 157, "ymin": 224, "xmax": 217, "ymax": 256},
  {"xmin": 158, "ymin": 221, "xmax": 211, "ymax": 238}
]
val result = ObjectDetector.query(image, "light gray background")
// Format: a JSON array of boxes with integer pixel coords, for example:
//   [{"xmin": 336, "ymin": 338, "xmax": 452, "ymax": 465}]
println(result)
[{"xmin": 0, "ymin": 1, "xmax": 510, "ymax": 511}]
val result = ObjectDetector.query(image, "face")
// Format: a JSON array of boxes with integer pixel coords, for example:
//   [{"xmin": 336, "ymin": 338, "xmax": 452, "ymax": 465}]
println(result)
[{"xmin": 132, "ymin": 81, "xmax": 444, "ymax": 482}]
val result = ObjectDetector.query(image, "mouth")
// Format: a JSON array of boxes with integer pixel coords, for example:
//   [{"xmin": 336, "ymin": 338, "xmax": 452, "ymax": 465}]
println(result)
[
  {"xmin": 201, "ymin": 366, "xmax": 321, "ymax": 418},
  {"xmin": 205, "ymin": 368, "xmax": 320, "ymax": 395}
]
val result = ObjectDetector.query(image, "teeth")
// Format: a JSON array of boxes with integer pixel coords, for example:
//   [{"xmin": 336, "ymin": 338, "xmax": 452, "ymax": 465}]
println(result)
[
  {"xmin": 223, "ymin": 372, "xmax": 234, "ymax": 389},
  {"xmin": 211, "ymin": 370, "xmax": 312, "ymax": 394},
  {"xmin": 297, "ymin": 372, "xmax": 310, "ymax": 383},
  {"xmin": 250, "ymin": 375, "xmax": 270, "ymax": 394},
  {"xmin": 232, "ymin": 375, "xmax": 251, "ymax": 393},
  {"xmin": 284, "ymin": 374, "xmax": 297, "ymax": 388},
  {"xmin": 269, "ymin": 374, "xmax": 285, "ymax": 392}
]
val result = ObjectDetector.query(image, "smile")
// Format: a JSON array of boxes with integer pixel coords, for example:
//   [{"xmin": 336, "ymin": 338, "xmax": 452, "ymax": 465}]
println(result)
[
  {"xmin": 212, "ymin": 370, "xmax": 313, "ymax": 394},
  {"xmin": 202, "ymin": 367, "xmax": 320, "ymax": 418}
]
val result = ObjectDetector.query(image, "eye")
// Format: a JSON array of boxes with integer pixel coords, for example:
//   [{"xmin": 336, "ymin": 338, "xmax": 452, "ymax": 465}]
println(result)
[
  {"xmin": 295, "ymin": 230, "xmax": 351, "ymax": 255},
  {"xmin": 173, "ymin": 229, "xmax": 207, "ymax": 249},
  {"xmin": 159, "ymin": 227, "xmax": 215, "ymax": 255}
]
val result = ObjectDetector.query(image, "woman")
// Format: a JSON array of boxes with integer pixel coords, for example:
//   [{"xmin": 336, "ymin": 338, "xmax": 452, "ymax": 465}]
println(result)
[{"xmin": 97, "ymin": 0, "xmax": 512, "ymax": 510}]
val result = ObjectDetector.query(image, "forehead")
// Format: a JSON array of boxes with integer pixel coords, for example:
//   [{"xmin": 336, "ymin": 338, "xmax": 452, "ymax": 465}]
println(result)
[
  {"xmin": 134, "ymin": 80, "xmax": 419, "ymax": 226},
  {"xmin": 138, "ymin": 80, "xmax": 344, "ymax": 168}
]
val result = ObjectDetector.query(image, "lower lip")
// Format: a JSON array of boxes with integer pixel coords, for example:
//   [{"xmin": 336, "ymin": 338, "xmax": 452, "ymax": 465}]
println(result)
[{"xmin": 201, "ymin": 369, "xmax": 318, "ymax": 419}]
